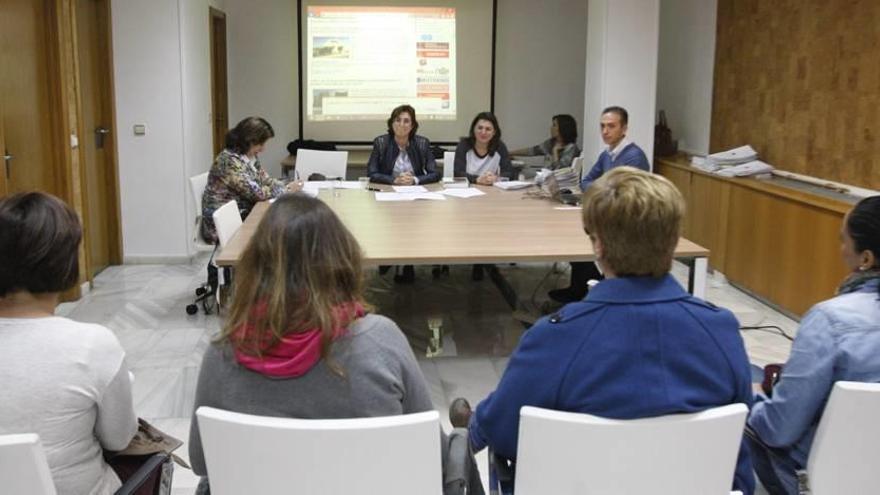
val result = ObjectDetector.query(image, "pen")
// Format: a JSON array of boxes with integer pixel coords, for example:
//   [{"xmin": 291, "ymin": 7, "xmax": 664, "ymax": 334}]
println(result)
[{"xmin": 367, "ymin": 187, "xmax": 382, "ymax": 192}]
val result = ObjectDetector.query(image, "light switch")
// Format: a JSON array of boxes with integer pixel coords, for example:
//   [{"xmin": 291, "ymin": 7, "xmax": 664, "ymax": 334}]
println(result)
[
  {"xmin": 133, "ymin": 124, "xmax": 146, "ymax": 136},
  {"xmin": 70, "ymin": 134, "xmax": 79, "ymax": 149}
]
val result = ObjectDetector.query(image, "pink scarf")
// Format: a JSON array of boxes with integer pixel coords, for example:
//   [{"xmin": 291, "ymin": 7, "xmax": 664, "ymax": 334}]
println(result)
[{"xmin": 233, "ymin": 301, "xmax": 365, "ymax": 378}]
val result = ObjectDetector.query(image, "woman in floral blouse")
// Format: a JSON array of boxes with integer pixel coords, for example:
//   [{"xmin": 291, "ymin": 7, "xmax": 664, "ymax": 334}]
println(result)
[{"xmin": 201, "ymin": 117, "xmax": 298, "ymax": 243}]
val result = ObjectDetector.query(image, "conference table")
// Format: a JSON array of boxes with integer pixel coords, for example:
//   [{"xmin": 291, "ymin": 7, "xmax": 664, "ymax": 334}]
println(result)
[{"xmin": 215, "ymin": 183, "xmax": 711, "ymax": 305}]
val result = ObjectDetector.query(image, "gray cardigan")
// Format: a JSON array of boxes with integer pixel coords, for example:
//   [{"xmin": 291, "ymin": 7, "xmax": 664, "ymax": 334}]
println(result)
[{"xmin": 188, "ymin": 314, "xmax": 435, "ymax": 476}]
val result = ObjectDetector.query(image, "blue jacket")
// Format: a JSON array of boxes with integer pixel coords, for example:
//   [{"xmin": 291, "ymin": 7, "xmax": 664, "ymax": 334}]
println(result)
[
  {"xmin": 748, "ymin": 279, "xmax": 880, "ymax": 468},
  {"xmin": 579, "ymin": 142, "xmax": 650, "ymax": 191},
  {"xmin": 470, "ymin": 275, "xmax": 755, "ymax": 494},
  {"xmin": 367, "ymin": 133, "xmax": 440, "ymax": 184}
]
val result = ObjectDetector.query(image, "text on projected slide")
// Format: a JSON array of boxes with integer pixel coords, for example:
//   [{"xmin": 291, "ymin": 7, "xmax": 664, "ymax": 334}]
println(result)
[{"xmin": 307, "ymin": 6, "xmax": 456, "ymax": 122}]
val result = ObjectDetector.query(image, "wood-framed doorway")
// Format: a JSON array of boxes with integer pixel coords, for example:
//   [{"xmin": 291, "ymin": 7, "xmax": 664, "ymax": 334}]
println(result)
[{"xmin": 210, "ymin": 7, "xmax": 228, "ymax": 157}]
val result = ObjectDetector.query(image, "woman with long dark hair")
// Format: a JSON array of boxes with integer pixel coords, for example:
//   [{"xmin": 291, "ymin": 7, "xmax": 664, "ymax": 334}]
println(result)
[
  {"xmin": 188, "ymin": 194, "xmax": 439, "ymax": 491},
  {"xmin": 453, "ymin": 111, "xmax": 515, "ymax": 185},
  {"xmin": 747, "ymin": 196, "xmax": 880, "ymax": 494},
  {"xmin": 510, "ymin": 114, "xmax": 581, "ymax": 170}
]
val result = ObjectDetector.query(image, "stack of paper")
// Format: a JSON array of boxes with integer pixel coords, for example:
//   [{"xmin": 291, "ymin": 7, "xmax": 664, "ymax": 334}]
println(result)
[
  {"xmin": 392, "ymin": 185, "xmax": 428, "ymax": 193},
  {"xmin": 705, "ymin": 145, "xmax": 758, "ymax": 170},
  {"xmin": 493, "ymin": 180, "xmax": 533, "ymax": 191},
  {"xmin": 714, "ymin": 160, "xmax": 774, "ymax": 178},
  {"xmin": 439, "ymin": 188, "xmax": 486, "ymax": 199},
  {"xmin": 301, "ymin": 181, "xmax": 363, "ymax": 196}
]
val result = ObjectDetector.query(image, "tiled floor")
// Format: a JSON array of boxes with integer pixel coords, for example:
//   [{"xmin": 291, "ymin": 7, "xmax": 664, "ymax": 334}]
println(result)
[{"xmin": 57, "ymin": 257, "xmax": 796, "ymax": 494}]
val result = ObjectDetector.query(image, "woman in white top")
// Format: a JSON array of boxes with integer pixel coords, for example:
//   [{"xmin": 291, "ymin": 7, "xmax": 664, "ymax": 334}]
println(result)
[
  {"xmin": 453, "ymin": 112, "xmax": 515, "ymax": 185},
  {"xmin": 0, "ymin": 192, "xmax": 137, "ymax": 495}
]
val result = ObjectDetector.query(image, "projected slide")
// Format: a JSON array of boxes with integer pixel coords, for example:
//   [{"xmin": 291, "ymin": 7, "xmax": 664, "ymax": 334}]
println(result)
[{"xmin": 306, "ymin": 6, "xmax": 456, "ymax": 122}]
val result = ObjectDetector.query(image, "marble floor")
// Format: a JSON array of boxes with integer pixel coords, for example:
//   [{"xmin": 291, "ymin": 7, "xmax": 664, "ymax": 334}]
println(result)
[{"xmin": 57, "ymin": 256, "xmax": 796, "ymax": 494}]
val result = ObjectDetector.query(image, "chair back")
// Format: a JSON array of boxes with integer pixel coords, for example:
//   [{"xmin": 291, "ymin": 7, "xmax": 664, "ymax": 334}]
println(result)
[
  {"xmin": 571, "ymin": 156, "xmax": 584, "ymax": 179},
  {"xmin": 295, "ymin": 149, "xmax": 348, "ymax": 180},
  {"xmin": 189, "ymin": 172, "xmax": 213, "ymax": 248},
  {"xmin": 211, "ymin": 200, "xmax": 242, "ymax": 248},
  {"xmin": 0, "ymin": 434, "xmax": 57, "ymax": 495},
  {"xmin": 196, "ymin": 407, "xmax": 442, "ymax": 495},
  {"xmin": 514, "ymin": 404, "xmax": 748, "ymax": 495},
  {"xmin": 807, "ymin": 381, "xmax": 880, "ymax": 494},
  {"xmin": 443, "ymin": 151, "xmax": 456, "ymax": 179}
]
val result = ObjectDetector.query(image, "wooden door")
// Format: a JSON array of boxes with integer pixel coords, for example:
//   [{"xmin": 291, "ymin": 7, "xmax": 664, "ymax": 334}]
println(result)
[
  {"xmin": 76, "ymin": 0, "xmax": 121, "ymax": 276},
  {"xmin": 0, "ymin": 0, "xmax": 58, "ymax": 195},
  {"xmin": 210, "ymin": 7, "xmax": 228, "ymax": 157}
]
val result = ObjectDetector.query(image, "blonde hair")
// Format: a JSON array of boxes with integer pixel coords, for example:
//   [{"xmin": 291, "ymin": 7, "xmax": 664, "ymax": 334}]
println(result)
[
  {"xmin": 219, "ymin": 194, "xmax": 370, "ymax": 370},
  {"xmin": 581, "ymin": 167, "xmax": 684, "ymax": 277}
]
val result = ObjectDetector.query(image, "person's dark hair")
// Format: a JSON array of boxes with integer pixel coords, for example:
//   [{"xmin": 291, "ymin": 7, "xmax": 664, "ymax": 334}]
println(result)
[
  {"xmin": 0, "ymin": 192, "xmax": 82, "ymax": 297},
  {"xmin": 847, "ymin": 195, "xmax": 880, "ymax": 277},
  {"xmin": 465, "ymin": 111, "xmax": 502, "ymax": 155},
  {"xmin": 553, "ymin": 114, "xmax": 578, "ymax": 144},
  {"xmin": 386, "ymin": 104, "xmax": 419, "ymax": 140},
  {"xmin": 225, "ymin": 117, "xmax": 275, "ymax": 155},
  {"xmin": 601, "ymin": 106, "xmax": 629, "ymax": 126}
]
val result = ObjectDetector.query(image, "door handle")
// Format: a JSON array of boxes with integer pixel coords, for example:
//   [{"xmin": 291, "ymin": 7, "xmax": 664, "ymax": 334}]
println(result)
[
  {"xmin": 3, "ymin": 151, "xmax": 11, "ymax": 180},
  {"xmin": 95, "ymin": 127, "xmax": 111, "ymax": 148}
]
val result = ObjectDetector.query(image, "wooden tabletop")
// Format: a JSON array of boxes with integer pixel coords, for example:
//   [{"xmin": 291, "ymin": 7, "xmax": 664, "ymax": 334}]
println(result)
[{"xmin": 216, "ymin": 184, "xmax": 709, "ymax": 266}]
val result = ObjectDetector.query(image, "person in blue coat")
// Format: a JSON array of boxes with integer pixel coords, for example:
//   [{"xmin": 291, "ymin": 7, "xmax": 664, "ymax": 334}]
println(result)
[
  {"xmin": 550, "ymin": 106, "xmax": 652, "ymax": 304},
  {"xmin": 454, "ymin": 167, "xmax": 755, "ymax": 495}
]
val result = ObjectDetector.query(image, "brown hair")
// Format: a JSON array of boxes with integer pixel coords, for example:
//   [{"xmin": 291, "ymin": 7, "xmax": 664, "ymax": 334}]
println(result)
[
  {"xmin": 225, "ymin": 116, "xmax": 275, "ymax": 155},
  {"xmin": 581, "ymin": 167, "xmax": 684, "ymax": 277},
  {"xmin": 219, "ymin": 194, "xmax": 370, "ymax": 368},
  {"xmin": 0, "ymin": 192, "xmax": 82, "ymax": 297},
  {"xmin": 386, "ymin": 104, "xmax": 419, "ymax": 140}
]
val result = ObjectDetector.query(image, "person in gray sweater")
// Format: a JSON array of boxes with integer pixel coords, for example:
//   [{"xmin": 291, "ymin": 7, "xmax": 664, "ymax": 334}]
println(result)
[{"xmin": 188, "ymin": 194, "xmax": 480, "ymax": 494}]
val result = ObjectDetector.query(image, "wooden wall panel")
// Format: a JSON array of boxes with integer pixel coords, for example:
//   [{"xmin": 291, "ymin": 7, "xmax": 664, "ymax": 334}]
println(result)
[{"xmin": 712, "ymin": 0, "xmax": 880, "ymax": 190}]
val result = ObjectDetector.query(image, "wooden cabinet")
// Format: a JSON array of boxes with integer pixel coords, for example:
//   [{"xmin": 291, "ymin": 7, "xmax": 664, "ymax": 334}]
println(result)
[{"xmin": 656, "ymin": 157, "xmax": 851, "ymax": 316}]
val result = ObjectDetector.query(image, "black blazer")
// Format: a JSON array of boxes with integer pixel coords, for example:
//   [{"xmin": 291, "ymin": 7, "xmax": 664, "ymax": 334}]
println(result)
[{"xmin": 367, "ymin": 134, "xmax": 440, "ymax": 184}]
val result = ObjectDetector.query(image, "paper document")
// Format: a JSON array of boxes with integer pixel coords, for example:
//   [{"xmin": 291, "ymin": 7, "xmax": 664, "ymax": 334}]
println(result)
[
  {"xmin": 439, "ymin": 188, "xmax": 486, "ymax": 199},
  {"xmin": 493, "ymin": 180, "xmax": 533, "ymax": 191},
  {"xmin": 375, "ymin": 192, "xmax": 446, "ymax": 201},
  {"xmin": 392, "ymin": 185, "xmax": 428, "ymax": 193}
]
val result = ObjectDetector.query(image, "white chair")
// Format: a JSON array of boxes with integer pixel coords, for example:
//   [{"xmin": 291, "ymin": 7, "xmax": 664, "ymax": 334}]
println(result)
[
  {"xmin": 0, "ymin": 433, "xmax": 57, "ymax": 495},
  {"xmin": 186, "ymin": 172, "xmax": 219, "ymax": 315},
  {"xmin": 443, "ymin": 150, "xmax": 456, "ymax": 179},
  {"xmin": 806, "ymin": 381, "xmax": 880, "ymax": 494},
  {"xmin": 513, "ymin": 404, "xmax": 748, "ymax": 495},
  {"xmin": 196, "ymin": 407, "xmax": 442, "ymax": 495},
  {"xmin": 188, "ymin": 172, "xmax": 213, "ymax": 251},
  {"xmin": 211, "ymin": 199, "xmax": 242, "ymax": 249},
  {"xmin": 294, "ymin": 149, "xmax": 348, "ymax": 180},
  {"xmin": 571, "ymin": 155, "xmax": 585, "ymax": 180}
]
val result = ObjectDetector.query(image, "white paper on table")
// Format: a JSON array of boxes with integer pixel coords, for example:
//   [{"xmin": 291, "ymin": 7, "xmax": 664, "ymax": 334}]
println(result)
[
  {"xmin": 303, "ymin": 180, "xmax": 362, "ymax": 190},
  {"xmin": 439, "ymin": 188, "xmax": 486, "ymax": 198},
  {"xmin": 493, "ymin": 180, "xmax": 533, "ymax": 190},
  {"xmin": 374, "ymin": 192, "xmax": 446, "ymax": 201},
  {"xmin": 392, "ymin": 185, "xmax": 428, "ymax": 193}
]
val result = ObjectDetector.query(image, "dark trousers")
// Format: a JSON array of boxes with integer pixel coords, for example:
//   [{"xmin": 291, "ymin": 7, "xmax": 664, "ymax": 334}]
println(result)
[
  {"xmin": 744, "ymin": 431, "xmax": 799, "ymax": 495},
  {"xmin": 568, "ymin": 261, "xmax": 603, "ymax": 296}
]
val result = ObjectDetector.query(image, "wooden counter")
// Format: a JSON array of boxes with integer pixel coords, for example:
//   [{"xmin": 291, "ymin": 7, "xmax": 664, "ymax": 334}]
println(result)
[{"xmin": 656, "ymin": 156, "xmax": 853, "ymax": 316}]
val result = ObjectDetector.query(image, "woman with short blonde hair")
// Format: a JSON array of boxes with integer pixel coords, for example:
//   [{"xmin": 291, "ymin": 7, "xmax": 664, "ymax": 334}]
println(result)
[{"xmin": 581, "ymin": 166, "xmax": 685, "ymax": 278}]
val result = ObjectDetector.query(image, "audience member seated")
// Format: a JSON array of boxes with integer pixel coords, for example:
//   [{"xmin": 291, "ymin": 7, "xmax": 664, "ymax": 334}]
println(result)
[
  {"xmin": 550, "ymin": 105, "xmax": 652, "ymax": 304},
  {"xmin": 368, "ymin": 104, "xmax": 439, "ymax": 283},
  {"xmin": 188, "ymin": 194, "xmax": 459, "ymax": 493},
  {"xmin": 747, "ymin": 195, "xmax": 880, "ymax": 495},
  {"xmin": 510, "ymin": 114, "xmax": 581, "ymax": 170},
  {"xmin": 0, "ymin": 192, "xmax": 138, "ymax": 495},
  {"xmin": 201, "ymin": 116, "xmax": 300, "ymax": 243},
  {"xmin": 454, "ymin": 167, "xmax": 755, "ymax": 495}
]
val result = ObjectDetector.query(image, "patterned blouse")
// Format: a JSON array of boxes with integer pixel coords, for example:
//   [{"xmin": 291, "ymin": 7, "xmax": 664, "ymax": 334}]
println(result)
[
  {"xmin": 201, "ymin": 150, "xmax": 285, "ymax": 243},
  {"xmin": 531, "ymin": 138, "xmax": 582, "ymax": 170}
]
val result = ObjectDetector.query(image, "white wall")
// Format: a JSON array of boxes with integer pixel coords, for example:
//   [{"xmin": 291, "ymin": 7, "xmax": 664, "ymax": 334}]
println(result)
[
  {"xmin": 656, "ymin": 0, "xmax": 717, "ymax": 155},
  {"xmin": 224, "ymin": 0, "xmax": 299, "ymax": 178},
  {"xmin": 112, "ymin": 0, "xmax": 217, "ymax": 261},
  {"xmin": 112, "ymin": 0, "xmax": 189, "ymax": 261},
  {"xmin": 495, "ymin": 0, "xmax": 588, "ymax": 149},
  {"xmin": 583, "ymin": 0, "xmax": 660, "ymax": 166}
]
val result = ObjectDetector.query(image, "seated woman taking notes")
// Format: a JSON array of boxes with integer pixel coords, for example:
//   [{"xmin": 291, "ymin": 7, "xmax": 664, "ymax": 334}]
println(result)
[
  {"xmin": 367, "ymin": 104, "xmax": 440, "ymax": 185},
  {"xmin": 454, "ymin": 111, "xmax": 515, "ymax": 185}
]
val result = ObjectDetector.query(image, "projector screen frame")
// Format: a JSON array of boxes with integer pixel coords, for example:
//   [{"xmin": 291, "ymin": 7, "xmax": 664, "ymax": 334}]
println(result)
[{"xmin": 296, "ymin": 0, "xmax": 498, "ymax": 146}]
